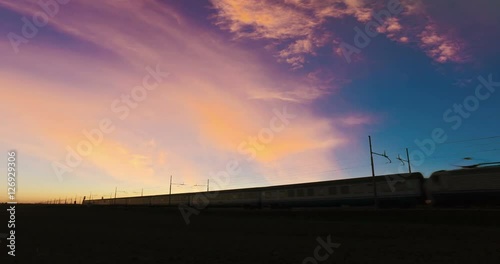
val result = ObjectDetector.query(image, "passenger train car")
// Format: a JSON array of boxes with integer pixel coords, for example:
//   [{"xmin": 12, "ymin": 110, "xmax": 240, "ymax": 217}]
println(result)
[
  {"xmin": 84, "ymin": 172, "xmax": 425, "ymax": 208},
  {"xmin": 84, "ymin": 165, "xmax": 500, "ymax": 208},
  {"xmin": 425, "ymin": 165, "xmax": 500, "ymax": 206}
]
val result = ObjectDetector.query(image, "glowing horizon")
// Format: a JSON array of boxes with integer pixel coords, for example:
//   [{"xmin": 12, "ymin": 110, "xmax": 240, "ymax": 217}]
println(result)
[{"xmin": 1, "ymin": 0, "xmax": 499, "ymax": 203}]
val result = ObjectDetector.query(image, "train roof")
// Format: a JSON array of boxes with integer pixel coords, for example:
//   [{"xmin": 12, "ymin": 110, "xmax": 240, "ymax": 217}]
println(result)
[
  {"xmin": 429, "ymin": 165, "xmax": 500, "ymax": 177},
  {"xmin": 104, "ymin": 172, "xmax": 424, "ymax": 201},
  {"xmin": 230, "ymin": 172, "xmax": 424, "ymax": 193}
]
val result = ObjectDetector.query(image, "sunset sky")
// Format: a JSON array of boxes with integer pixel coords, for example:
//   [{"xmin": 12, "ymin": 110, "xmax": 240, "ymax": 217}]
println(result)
[{"xmin": 1, "ymin": 0, "xmax": 499, "ymax": 203}]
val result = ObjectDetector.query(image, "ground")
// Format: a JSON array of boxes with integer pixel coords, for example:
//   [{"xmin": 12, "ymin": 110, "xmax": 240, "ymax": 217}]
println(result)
[{"xmin": 1, "ymin": 205, "xmax": 499, "ymax": 263}]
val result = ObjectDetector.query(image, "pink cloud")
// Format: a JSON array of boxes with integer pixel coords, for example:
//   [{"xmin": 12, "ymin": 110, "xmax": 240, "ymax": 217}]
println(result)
[
  {"xmin": 0, "ymin": 0, "xmax": 367, "ymax": 201},
  {"xmin": 210, "ymin": 0, "xmax": 471, "ymax": 67},
  {"xmin": 209, "ymin": 0, "xmax": 381, "ymax": 69},
  {"xmin": 418, "ymin": 24, "xmax": 467, "ymax": 63}
]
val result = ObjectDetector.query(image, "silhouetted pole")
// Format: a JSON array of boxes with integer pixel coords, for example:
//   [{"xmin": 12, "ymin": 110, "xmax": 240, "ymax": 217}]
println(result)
[
  {"xmin": 369, "ymin": 136, "xmax": 378, "ymax": 208},
  {"xmin": 406, "ymin": 148, "xmax": 412, "ymax": 173},
  {"xmin": 169, "ymin": 175, "xmax": 172, "ymax": 206},
  {"xmin": 207, "ymin": 179, "xmax": 209, "ymax": 192},
  {"xmin": 397, "ymin": 148, "xmax": 412, "ymax": 174},
  {"xmin": 114, "ymin": 187, "xmax": 117, "ymax": 205}
]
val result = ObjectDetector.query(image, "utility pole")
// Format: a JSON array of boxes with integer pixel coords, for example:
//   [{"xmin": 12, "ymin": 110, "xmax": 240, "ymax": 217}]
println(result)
[
  {"xmin": 114, "ymin": 187, "xmax": 117, "ymax": 205},
  {"xmin": 396, "ymin": 148, "xmax": 412, "ymax": 174},
  {"xmin": 369, "ymin": 136, "xmax": 377, "ymax": 209},
  {"xmin": 406, "ymin": 148, "xmax": 412, "ymax": 173},
  {"xmin": 207, "ymin": 179, "xmax": 209, "ymax": 192},
  {"xmin": 169, "ymin": 175, "xmax": 172, "ymax": 206},
  {"xmin": 369, "ymin": 136, "xmax": 391, "ymax": 209},
  {"xmin": 169, "ymin": 176, "xmax": 185, "ymax": 206}
]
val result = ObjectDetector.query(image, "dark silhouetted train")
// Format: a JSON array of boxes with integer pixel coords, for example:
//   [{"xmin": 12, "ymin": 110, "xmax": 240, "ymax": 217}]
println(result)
[{"xmin": 84, "ymin": 165, "xmax": 500, "ymax": 208}]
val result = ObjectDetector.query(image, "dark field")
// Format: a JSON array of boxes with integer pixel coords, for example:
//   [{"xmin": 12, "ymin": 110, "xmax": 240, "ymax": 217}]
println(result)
[{"xmin": 1, "ymin": 205, "xmax": 500, "ymax": 263}]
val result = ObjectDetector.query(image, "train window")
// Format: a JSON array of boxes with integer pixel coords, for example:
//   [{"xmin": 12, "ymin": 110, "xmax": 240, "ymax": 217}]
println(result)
[
  {"xmin": 353, "ymin": 185, "xmax": 365, "ymax": 194},
  {"xmin": 340, "ymin": 186, "xmax": 349, "ymax": 194},
  {"xmin": 288, "ymin": 190, "xmax": 295, "ymax": 197},
  {"xmin": 307, "ymin": 188, "xmax": 314, "ymax": 196},
  {"xmin": 328, "ymin": 186, "xmax": 337, "ymax": 195},
  {"xmin": 297, "ymin": 189, "xmax": 304, "ymax": 197}
]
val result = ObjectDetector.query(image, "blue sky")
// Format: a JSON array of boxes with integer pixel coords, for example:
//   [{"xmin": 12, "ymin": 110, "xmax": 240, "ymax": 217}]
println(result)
[{"xmin": 0, "ymin": 0, "xmax": 499, "ymax": 202}]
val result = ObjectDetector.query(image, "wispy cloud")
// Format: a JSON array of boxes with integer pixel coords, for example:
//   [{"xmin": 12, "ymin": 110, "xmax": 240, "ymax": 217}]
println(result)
[
  {"xmin": 1, "ymin": 0, "xmax": 496, "ymax": 203},
  {"xmin": 0, "ymin": 0, "xmax": 365, "ymax": 200},
  {"xmin": 211, "ymin": 0, "xmax": 470, "ymax": 66},
  {"xmin": 339, "ymin": 115, "xmax": 374, "ymax": 126},
  {"xmin": 418, "ymin": 23, "xmax": 467, "ymax": 63}
]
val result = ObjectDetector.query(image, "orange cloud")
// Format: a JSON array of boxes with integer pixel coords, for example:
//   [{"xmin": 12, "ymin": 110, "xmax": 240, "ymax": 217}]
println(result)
[
  {"xmin": 0, "ymin": 0, "xmax": 369, "ymax": 202},
  {"xmin": 209, "ymin": 0, "xmax": 471, "ymax": 66},
  {"xmin": 210, "ymin": 0, "xmax": 365, "ymax": 69}
]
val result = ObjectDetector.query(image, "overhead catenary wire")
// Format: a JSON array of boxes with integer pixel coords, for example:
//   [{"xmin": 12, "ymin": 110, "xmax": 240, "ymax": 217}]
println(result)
[{"xmin": 46, "ymin": 135, "xmax": 500, "ymax": 204}]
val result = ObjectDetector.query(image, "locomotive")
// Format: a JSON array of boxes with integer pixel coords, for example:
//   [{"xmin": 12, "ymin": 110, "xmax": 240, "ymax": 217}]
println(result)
[{"xmin": 84, "ymin": 165, "xmax": 500, "ymax": 208}]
